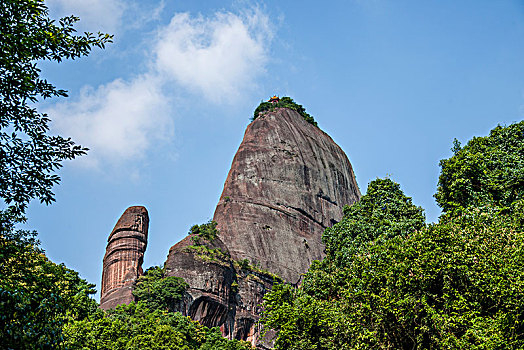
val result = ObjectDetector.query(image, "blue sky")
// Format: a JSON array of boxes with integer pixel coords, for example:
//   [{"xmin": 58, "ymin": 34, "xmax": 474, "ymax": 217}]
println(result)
[{"xmin": 24, "ymin": 0, "xmax": 524, "ymax": 299}]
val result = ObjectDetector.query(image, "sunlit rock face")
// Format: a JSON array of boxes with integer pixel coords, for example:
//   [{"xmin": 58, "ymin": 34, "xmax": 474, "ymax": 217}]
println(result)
[
  {"xmin": 213, "ymin": 108, "xmax": 361, "ymax": 283},
  {"xmin": 100, "ymin": 206, "xmax": 148, "ymax": 310},
  {"xmin": 164, "ymin": 108, "xmax": 361, "ymax": 348}
]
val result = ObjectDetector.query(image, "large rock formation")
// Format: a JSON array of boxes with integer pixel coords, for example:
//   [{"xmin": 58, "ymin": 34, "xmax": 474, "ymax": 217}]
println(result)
[
  {"xmin": 163, "ymin": 108, "xmax": 360, "ymax": 347},
  {"xmin": 99, "ymin": 106, "xmax": 360, "ymax": 348},
  {"xmin": 213, "ymin": 108, "xmax": 361, "ymax": 283},
  {"xmin": 100, "ymin": 206, "xmax": 149, "ymax": 310}
]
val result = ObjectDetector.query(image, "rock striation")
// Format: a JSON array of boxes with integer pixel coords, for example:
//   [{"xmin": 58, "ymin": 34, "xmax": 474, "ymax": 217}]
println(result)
[
  {"xmin": 164, "ymin": 234, "xmax": 277, "ymax": 347},
  {"xmin": 100, "ymin": 206, "xmax": 149, "ymax": 310},
  {"xmin": 213, "ymin": 108, "xmax": 361, "ymax": 283}
]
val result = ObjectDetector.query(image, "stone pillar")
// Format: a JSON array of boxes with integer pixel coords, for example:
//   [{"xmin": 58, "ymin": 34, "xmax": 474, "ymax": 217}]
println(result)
[{"xmin": 100, "ymin": 206, "xmax": 148, "ymax": 310}]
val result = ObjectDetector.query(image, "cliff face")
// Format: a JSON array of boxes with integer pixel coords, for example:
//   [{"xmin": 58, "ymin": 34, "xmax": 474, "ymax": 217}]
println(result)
[
  {"xmin": 213, "ymin": 108, "xmax": 361, "ymax": 283},
  {"xmin": 100, "ymin": 206, "xmax": 148, "ymax": 310},
  {"xmin": 164, "ymin": 234, "xmax": 277, "ymax": 347},
  {"xmin": 165, "ymin": 235, "xmax": 236, "ymax": 330}
]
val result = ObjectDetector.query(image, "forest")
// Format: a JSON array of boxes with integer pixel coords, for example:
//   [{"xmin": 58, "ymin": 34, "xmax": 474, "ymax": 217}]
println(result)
[
  {"xmin": 3, "ymin": 119, "xmax": 524, "ymax": 349},
  {"xmin": 262, "ymin": 121, "xmax": 524, "ymax": 349}
]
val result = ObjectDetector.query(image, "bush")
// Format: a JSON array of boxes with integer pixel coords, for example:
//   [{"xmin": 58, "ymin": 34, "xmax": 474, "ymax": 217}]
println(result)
[
  {"xmin": 252, "ymin": 96, "xmax": 318, "ymax": 127},
  {"xmin": 435, "ymin": 121, "xmax": 524, "ymax": 215},
  {"xmin": 63, "ymin": 302, "xmax": 254, "ymax": 350},
  {"xmin": 189, "ymin": 220, "xmax": 220, "ymax": 244},
  {"xmin": 132, "ymin": 266, "xmax": 188, "ymax": 312}
]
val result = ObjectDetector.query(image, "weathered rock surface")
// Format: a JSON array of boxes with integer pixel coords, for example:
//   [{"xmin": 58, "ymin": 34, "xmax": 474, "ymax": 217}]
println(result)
[
  {"xmin": 213, "ymin": 108, "xmax": 361, "ymax": 283},
  {"xmin": 164, "ymin": 235, "xmax": 277, "ymax": 348},
  {"xmin": 165, "ymin": 235, "xmax": 235, "ymax": 330},
  {"xmin": 100, "ymin": 206, "xmax": 148, "ymax": 310}
]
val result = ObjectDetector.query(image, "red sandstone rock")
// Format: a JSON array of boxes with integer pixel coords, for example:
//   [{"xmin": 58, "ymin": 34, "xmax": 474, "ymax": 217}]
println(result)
[
  {"xmin": 163, "ymin": 108, "xmax": 360, "ymax": 347},
  {"xmin": 100, "ymin": 206, "xmax": 148, "ymax": 310},
  {"xmin": 165, "ymin": 236, "xmax": 236, "ymax": 331},
  {"xmin": 164, "ymin": 235, "xmax": 276, "ymax": 348},
  {"xmin": 213, "ymin": 108, "xmax": 361, "ymax": 283}
]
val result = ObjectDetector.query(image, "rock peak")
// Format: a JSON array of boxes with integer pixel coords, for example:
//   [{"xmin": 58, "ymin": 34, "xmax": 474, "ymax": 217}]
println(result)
[
  {"xmin": 100, "ymin": 206, "xmax": 149, "ymax": 310},
  {"xmin": 213, "ymin": 107, "xmax": 360, "ymax": 283}
]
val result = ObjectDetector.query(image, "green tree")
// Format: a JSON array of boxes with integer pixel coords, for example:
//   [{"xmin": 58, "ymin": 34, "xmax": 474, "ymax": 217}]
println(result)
[
  {"xmin": 322, "ymin": 178, "xmax": 425, "ymax": 268},
  {"xmin": 262, "ymin": 123, "xmax": 524, "ymax": 349},
  {"xmin": 0, "ymin": 1, "xmax": 111, "ymax": 348},
  {"xmin": 262, "ymin": 179, "xmax": 426, "ymax": 349},
  {"xmin": 0, "ymin": 228, "xmax": 98, "ymax": 349},
  {"xmin": 266, "ymin": 207, "xmax": 524, "ymax": 349},
  {"xmin": 0, "ymin": 0, "xmax": 112, "ymax": 221},
  {"xmin": 189, "ymin": 220, "xmax": 220, "ymax": 244},
  {"xmin": 133, "ymin": 266, "xmax": 188, "ymax": 312},
  {"xmin": 435, "ymin": 121, "xmax": 524, "ymax": 215}
]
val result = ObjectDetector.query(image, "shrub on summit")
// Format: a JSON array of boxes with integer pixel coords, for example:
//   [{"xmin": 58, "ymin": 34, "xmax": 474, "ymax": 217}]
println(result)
[{"xmin": 253, "ymin": 96, "xmax": 318, "ymax": 127}]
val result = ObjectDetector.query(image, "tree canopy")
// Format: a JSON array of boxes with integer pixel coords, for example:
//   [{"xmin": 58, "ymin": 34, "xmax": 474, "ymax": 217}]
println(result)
[
  {"xmin": 0, "ymin": 228, "xmax": 98, "ymax": 349},
  {"xmin": 435, "ymin": 121, "xmax": 524, "ymax": 215},
  {"xmin": 322, "ymin": 178, "xmax": 425, "ymax": 268},
  {"xmin": 189, "ymin": 220, "xmax": 220, "ymax": 244},
  {"xmin": 0, "ymin": 1, "xmax": 111, "ymax": 348},
  {"xmin": 132, "ymin": 266, "xmax": 188, "ymax": 312},
  {"xmin": 63, "ymin": 302, "xmax": 254, "ymax": 350}
]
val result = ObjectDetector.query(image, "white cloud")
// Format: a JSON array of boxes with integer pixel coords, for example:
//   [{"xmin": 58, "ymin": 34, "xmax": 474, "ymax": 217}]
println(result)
[
  {"xmin": 47, "ymin": 0, "xmax": 126, "ymax": 33},
  {"xmin": 47, "ymin": 7, "xmax": 274, "ymax": 171},
  {"xmin": 49, "ymin": 74, "xmax": 173, "ymax": 168},
  {"xmin": 155, "ymin": 9, "xmax": 274, "ymax": 102}
]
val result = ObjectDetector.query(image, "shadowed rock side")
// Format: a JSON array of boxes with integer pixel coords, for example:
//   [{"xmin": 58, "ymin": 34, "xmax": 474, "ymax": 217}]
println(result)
[
  {"xmin": 165, "ymin": 235, "xmax": 235, "ymax": 331},
  {"xmin": 165, "ymin": 235, "xmax": 276, "ymax": 348},
  {"xmin": 213, "ymin": 108, "xmax": 361, "ymax": 283},
  {"xmin": 100, "ymin": 206, "xmax": 149, "ymax": 310}
]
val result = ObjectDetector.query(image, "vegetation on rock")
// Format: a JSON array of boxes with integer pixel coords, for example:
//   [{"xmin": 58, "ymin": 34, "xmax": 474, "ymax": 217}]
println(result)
[
  {"xmin": 186, "ymin": 221, "xmax": 283, "ymax": 281},
  {"xmin": 253, "ymin": 96, "xmax": 318, "ymax": 127},
  {"xmin": 185, "ymin": 245, "xmax": 231, "ymax": 267},
  {"xmin": 189, "ymin": 220, "xmax": 220, "ymax": 244},
  {"xmin": 261, "ymin": 121, "xmax": 524, "ymax": 349},
  {"xmin": 234, "ymin": 258, "xmax": 283, "ymax": 283},
  {"xmin": 133, "ymin": 266, "xmax": 188, "ymax": 312},
  {"xmin": 186, "ymin": 220, "xmax": 232, "ymax": 265}
]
